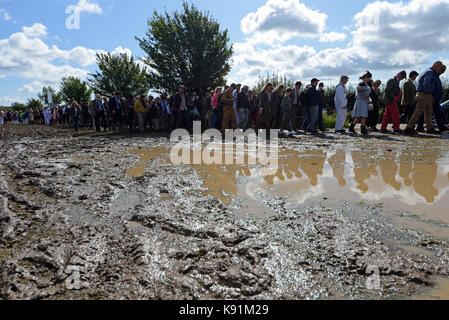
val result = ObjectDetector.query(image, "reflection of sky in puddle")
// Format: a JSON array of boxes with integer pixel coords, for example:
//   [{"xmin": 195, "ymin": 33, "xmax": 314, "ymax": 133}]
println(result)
[
  {"xmin": 127, "ymin": 145, "xmax": 449, "ymax": 223},
  {"xmin": 240, "ymin": 149, "xmax": 449, "ymax": 223}
]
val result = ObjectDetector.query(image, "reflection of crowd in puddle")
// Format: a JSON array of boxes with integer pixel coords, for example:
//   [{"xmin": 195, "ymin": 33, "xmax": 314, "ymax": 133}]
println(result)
[{"xmin": 257, "ymin": 149, "xmax": 447, "ymax": 204}]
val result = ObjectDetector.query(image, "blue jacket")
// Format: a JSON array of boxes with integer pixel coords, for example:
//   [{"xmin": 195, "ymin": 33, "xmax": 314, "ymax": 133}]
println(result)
[{"xmin": 417, "ymin": 68, "xmax": 438, "ymax": 94}]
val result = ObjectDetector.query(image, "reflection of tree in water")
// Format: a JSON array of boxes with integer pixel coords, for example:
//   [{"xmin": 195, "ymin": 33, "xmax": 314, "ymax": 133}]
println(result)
[
  {"xmin": 328, "ymin": 151, "xmax": 346, "ymax": 187},
  {"xmin": 351, "ymin": 151, "xmax": 378, "ymax": 193}
]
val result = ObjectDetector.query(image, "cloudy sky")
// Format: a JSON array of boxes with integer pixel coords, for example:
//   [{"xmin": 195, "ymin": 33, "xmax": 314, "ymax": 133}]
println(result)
[{"xmin": 1, "ymin": 0, "xmax": 449, "ymax": 105}]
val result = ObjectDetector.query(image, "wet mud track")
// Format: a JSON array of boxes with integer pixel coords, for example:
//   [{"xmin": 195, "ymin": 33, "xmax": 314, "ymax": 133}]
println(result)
[{"xmin": 1, "ymin": 125, "xmax": 449, "ymax": 300}]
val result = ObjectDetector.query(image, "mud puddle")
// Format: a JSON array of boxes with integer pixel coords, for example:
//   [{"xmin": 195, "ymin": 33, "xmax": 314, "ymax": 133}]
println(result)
[
  {"xmin": 128, "ymin": 145, "xmax": 449, "ymax": 225},
  {"xmin": 413, "ymin": 277, "xmax": 449, "ymax": 300}
]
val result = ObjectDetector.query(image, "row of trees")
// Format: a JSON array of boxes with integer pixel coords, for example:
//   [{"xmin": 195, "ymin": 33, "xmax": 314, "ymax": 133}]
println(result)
[
  {"xmin": 4, "ymin": 2, "xmax": 232, "ymax": 111},
  {"xmin": 5, "ymin": 2, "xmax": 449, "ymax": 113}
]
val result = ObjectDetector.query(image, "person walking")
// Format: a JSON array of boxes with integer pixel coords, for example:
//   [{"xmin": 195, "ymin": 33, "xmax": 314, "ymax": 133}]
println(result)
[
  {"xmin": 271, "ymin": 84, "xmax": 284, "ymax": 130},
  {"xmin": 89, "ymin": 93, "xmax": 107, "ymax": 132},
  {"xmin": 221, "ymin": 84, "xmax": 237, "ymax": 135},
  {"xmin": 237, "ymin": 85, "xmax": 251, "ymax": 130},
  {"xmin": 381, "ymin": 71, "xmax": 406, "ymax": 134},
  {"xmin": 402, "ymin": 71, "xmax": 419, "ymax": 124},
  {"xmin": 282, "ymin": 88, "xmax": 295, "ymax": 134},
  {"xmin": 334, "ymin": 75, "xmax": 349, "ymax": 134},
  {"xmin": 291, "ymin": 81, "xmax": 303, "ymax": 132},
  {"xmin": 366, "ymin": 80, "xmax": 382, "ymax": 132},
  {"xmin": 211, "ymin": 87, "xmax": 222, "ymax": 129},
  {"xmin": 70, "ymin": 101, "xmax": 81, "ymax": 131},
  {"xmin": 173, "ymin": 85, "xmax": 191, "ymax": 131},
  {"xmin": 405, "ymin": 61, "xmax": 445, "ymax": 135},
  {"xmin": 108, "ymin": 92, "xmax": 122, "ymax": 132},
  {"xmin": 318, "ymin": 82, "xmax": 328, "ymax": 132},
  {"xmin": 349, "ymin": 72, "xmax": 372, "ymax": 135},
  {"xmin": 43, "ymin": 107, "xmax": 51, "ymax": 125},
  {"xmin": 258, "ymin": 83, "xmax": 274, "ymax": 131},
  {"xmin": 233, "ymin": 84, "xmax": 241, "ymax": 127},
  {"xmin": 426, "ymin": 65, "xmax": 449, "ymax": 133},
  {"xmin": 134, "ymin": 95, "xmax": 148, "ymax": 132},
  {"xmin": 249, "ymin": 90, "xmax": 259, "ymax": 130},
  {"xmin": 307, "ymin": 79, "xmax": 321, "ymax": 134}
]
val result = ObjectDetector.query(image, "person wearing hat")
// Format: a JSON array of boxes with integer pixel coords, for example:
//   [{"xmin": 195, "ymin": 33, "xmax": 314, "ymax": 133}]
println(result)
[
  {"xmin": 88, "ymin": 93, "xmax": 107, "ymax": 132},
  {"xmin": 303, "ymin": 78, "xmax": 321, "ymax": 134},
  {"xmin": 380, "ymin": 70, "xmax": 406, "ymax": 134}
]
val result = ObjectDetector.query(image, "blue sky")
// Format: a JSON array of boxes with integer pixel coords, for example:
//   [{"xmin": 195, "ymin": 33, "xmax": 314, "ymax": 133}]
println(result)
[{"xmin": 1, "ymin": 0, "xmax": 449, "ymax": 105}]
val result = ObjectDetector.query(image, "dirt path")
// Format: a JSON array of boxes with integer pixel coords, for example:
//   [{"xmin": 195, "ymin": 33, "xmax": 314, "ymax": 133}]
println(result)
[{"xmin": 1, "ymin": 125, "xmax": 449, "ymax": 300}]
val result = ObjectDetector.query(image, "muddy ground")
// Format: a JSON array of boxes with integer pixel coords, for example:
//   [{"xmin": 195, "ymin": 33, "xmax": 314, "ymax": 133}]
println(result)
[{"xmin": 1, "ymin": 124, "xmax": 449, "ymax": 300}]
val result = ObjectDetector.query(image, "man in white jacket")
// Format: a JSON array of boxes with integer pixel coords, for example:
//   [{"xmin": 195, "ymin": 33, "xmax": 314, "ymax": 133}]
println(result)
[{"xmin": 334, "ymin": 75, "xmax": 349, "ymax": 133}]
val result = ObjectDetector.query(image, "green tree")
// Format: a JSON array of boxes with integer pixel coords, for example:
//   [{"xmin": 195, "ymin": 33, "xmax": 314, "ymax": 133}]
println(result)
[
  {"xmin": 60, "ymin": 76, "xmax": 93, "ymax": 104},
  {"xmin": 26, "ymin": 98, "xmax": 44, "ymax": 110},
  {"xmin": 88, "ymin": 52, "xmax": 150, "ymax": 99},
  {"xmin": 10, "ymin": 102, "xmax": 28, "ymax": 112},
  {"xmin": 137, "ymin": 2, "xmax": 233, "ymax": 94},
  {"xmin": 254, "ymin": 72, "xmax": 296, "ymax": 93},
  {"xmin": 38, "ymin": 86, "xmax": 62, "ymax": 106}
]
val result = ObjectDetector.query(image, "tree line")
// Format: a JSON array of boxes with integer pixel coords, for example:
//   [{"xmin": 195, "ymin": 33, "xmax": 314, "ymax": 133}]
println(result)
[{"xmin": 3, "ymin": 1, "xmax": 449, "ymax": 114}]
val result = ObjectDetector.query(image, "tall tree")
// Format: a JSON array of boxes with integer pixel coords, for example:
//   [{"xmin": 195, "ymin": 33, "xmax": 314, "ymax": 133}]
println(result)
[
  {"xmin": 26, "ymin": 98, "xmax": 44, "ymax": 110},
  {"xmin": 38, "ymin": 86, "xmax": 62, "ymax": 106},
  {"xmin": 136, "ymin": 2, "xmax": 233, "ymax": 94},
  {"xmin": 60, "ymin": 76, "xmax": 93, "ymax": 104},
  {"xmin": 88, "ymin": 52, "xmax": 150, "ymax": 99}
]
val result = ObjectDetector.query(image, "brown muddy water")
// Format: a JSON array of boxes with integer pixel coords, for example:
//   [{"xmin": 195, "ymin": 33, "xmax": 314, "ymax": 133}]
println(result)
[{"xmin": 128, "ymin": 144, "xmax": 449, "ymax": 224}]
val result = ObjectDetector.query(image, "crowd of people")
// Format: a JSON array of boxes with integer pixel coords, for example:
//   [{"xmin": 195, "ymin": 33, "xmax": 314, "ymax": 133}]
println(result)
[{"xmin": 1, "ymin": 61, "xmax": 448, "ymax": 136}]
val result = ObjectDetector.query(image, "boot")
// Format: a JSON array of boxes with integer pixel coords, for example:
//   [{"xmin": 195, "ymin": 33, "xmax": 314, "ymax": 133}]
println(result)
[
  {"xmin": 361, "ymin": 125, "xmax": 368, "ymax": 135},
  {"xmin": 349, "ymin": 123, "xmax": 356, "ymax": 133}
]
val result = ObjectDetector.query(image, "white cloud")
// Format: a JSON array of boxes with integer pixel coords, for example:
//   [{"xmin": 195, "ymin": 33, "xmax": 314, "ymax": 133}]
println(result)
[
  {"xmin": 0, "ymin": 8, "xmax": 11, "ymax": 21},
  {"xmin": 22, "ymin": 23, "xmax": 48, "ymax": 38},
  {"xmin": 0, "ymin": 96, "xmax": 26, "ymax": 105},
  {"xmin": 111, "ymin": 46, "xmax": 133, "ymax": 57},
  {"xmin": 350, "ymin": 0, "xmax": 449, "ymax": 63},
  {"xmin": 231, "ymin": 0, "xmax": 449, "ymax": 87},
  {"xmin": 241, "ymin": 0, "xmax": 328, "ymax": 42},
  {"xmin": 0, "ymin": 23, "xmax": 134, "ymax": 99},
  {"xmin": 73, "ymin": 0, "xmax": 102, "ymax": 15},
  {"xmin": 319, "ymin": 32, "xmax": 347, "ymax": 43},
  {"xmin": 18, "ymin": 81, "xmax": 46, "ymax": 94}
]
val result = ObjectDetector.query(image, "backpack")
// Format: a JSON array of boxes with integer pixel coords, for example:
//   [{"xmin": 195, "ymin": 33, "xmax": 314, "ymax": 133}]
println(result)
[{"xmin": 299, "ymin": 90, "xmax": 310, "ymax": 106}]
